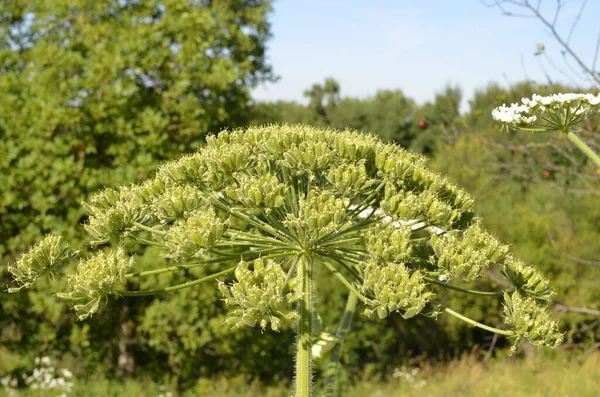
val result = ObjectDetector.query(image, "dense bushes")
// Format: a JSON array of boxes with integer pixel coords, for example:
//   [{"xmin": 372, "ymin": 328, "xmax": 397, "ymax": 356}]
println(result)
[{"xmin": 0, "ymin": 0, "xmax": 276, "ymax": 383}]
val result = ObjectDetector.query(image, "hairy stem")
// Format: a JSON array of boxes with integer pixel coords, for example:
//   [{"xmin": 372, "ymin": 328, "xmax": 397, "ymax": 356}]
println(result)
[
  {"xmin": 322, "ymin": 292, "xmax": 358, "ymax": 397},
  {"xmin": 295, "ymin": 254, "xmax": 314, "ymax": 397},
  {"xmin": 566, "ymin": 131, "xmax": 600, "ymax": 168}
]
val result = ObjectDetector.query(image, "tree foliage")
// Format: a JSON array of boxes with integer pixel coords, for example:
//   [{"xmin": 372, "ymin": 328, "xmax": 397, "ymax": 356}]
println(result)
[{"xmin": 0, "ymin": 0, "xmax": 274, "ymax": 379}]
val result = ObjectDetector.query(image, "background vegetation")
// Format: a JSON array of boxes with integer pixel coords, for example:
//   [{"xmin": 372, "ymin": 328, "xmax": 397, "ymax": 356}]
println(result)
[{"xmin": 1, "ymin": 0, "xmax": 599, "ymax": 395}]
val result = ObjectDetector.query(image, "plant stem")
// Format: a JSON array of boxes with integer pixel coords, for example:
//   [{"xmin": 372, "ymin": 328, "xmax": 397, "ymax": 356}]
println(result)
[
  {"xmin": 132, "ymin": 222, "xmax": 166, "ymax": 235},
  {"xmin": 425, "ymin": 277, "xmax": 509, "ymax": 297},
  {"xmin": 117, "ymin": 267, "xmax": 236, "ymax": 296},
  {"xmin": 434, "ymin": 300, "xmax": 513, "ymax": 336},
  {"xmin": 320, "ymin": 259, "xmax": 369, "ymax": 304},
  {"xmin": 322, "ymin": 292, "xmax": 358, "ymax": 397},
  {"xmin": 566, "ymin": 131, "xmax": 600, "ymax": 168},
  {"xmin": 295, "ymin": 254, "xmax": 314, "ymax": 397}
]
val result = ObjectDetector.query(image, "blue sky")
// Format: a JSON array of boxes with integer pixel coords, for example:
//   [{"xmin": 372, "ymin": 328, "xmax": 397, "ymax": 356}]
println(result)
[{"xmin": 252, "ymin": 0, "xmax": 600, "ymax": 109}]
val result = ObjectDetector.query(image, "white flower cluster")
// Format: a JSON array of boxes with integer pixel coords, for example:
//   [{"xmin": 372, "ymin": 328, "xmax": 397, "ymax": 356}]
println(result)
[
  {"xmin": 0, "ymin": 374, "xmax": 18, "ymax": 396},
  {"xmin": 492, "ymin": 93, "xmax": 600, "ymax": 126},
  {"xmin": 157, "ymin": 384, "xmax": 174, "ymax": 397},
  {"xmin": 0, "ymin": 356, "xmax": 74, "ymax": 397},
  {"xmin": 491, "ymin": 103, "xmax": 537, "ymax": 124},
  {"xmin": 523, "ymin": 93, "xmax": 600, "ymax": 107},
  {"xmin": 392, "ymin": 366, "xmax": 427, "ymax": 388}
]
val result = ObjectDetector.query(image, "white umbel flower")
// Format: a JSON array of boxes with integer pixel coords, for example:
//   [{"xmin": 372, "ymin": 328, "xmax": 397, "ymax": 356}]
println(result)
[{"xmin": 492, "ymin": 92, "xmax": 600, "ymax": 131}]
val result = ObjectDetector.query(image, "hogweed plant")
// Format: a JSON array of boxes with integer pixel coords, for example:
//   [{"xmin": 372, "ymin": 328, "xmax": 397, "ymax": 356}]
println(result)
[
  {"xmin": 492, "ymin": 93, "xmax": 600, "ymax": 168},
  {"xmin": 8, "ymin": 125, "xmax": 562, "ymax": 397}
]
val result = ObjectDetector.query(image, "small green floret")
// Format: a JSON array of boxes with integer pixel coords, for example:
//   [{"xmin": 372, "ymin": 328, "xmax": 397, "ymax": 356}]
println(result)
[
  {"xmin": 431, "ymin": 223, "xmax": 509, "ymax": 281},
  {"xmin": 285, "ymin": 189, "xmax": 350, "ymax": 239},
  {"xmin": 226, "ymin": 173, "xmax": 287, "ymax": 209},
  {"xmin": 84, "ymin": 188, "xmax": 150, "ymax": 245},
  {"xmin": 152, "ymin": 185, "xmax": 207, "ymax": 223},
  {"xmin": 164, "ymin": 209, "xmax": 228, "ymax": 260},
  {"xmin": 219, "ymin": 258, "xmax": 299, "ymax": 331},
  {"xmin": 502, "ymin": 258, "xmax": 553, "ymax": 301},
  {"xmin": 57, "ymin": 248, "xmax": 132, "ymax": 320},
  {"xmin": 362, "ymin": 223, "xmax": 412, "ymax": 263},
  {"xmin": 8, "ymin": 234, "xmax": 77, "ymax": 292},
  {"xmin": 360, "ymin": 259, "xmax": 432, "ymax": 319},
  {"xmin": 326, "ymin": 162, "xmax": 376, "ymax": 196},
  {"xmin": 503, "ymin": 292, "xmax": 563, "ymax": 352}
]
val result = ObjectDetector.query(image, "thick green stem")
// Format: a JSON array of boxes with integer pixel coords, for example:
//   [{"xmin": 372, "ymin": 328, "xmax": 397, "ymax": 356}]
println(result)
[
  {"xmin": 566, "ymin": 131, "xmax": 600, "ymax": 168},
  {"xmin": 322, "ymin": 292, "xmax": 358, "ymax": 397},
  {"xmin": 295, "ymin": 254, "xmax": 314, "ymax": 397}
]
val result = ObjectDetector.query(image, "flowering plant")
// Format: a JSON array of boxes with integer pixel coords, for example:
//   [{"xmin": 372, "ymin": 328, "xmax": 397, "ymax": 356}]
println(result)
[
  {"xmin": 8, "ymin": 125, "xmax": 562, "ymax": 397},
  {"xmin": 492, "ymin": 93, "xmax": 600, "ymax": 167}
]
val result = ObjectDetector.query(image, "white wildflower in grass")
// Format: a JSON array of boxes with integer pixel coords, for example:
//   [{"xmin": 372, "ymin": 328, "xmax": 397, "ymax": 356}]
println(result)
[
  {"xmin": 20, "ymin": 357, "xmax": 74, "ymax": 396},
  {"xmin": 8, "ymin": 125, "xmax": 563, "ymax": 397},
  {"xmin": 492, "ymin": 93, "xmax": 600, "ymax": 168}
]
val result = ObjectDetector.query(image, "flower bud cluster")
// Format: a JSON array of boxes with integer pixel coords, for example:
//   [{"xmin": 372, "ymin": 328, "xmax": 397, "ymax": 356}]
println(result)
[
  {"xmin": 226, "ymin": 173, "xmax": 287, "ymax": 209},
  {"xmin": 293, "ymin": 190, "xmax": 350, "ymax": 237},
  {"xmin": 164, "ymin": 209, "xmax": 228, "ymax": 260},
  {"xmin": 381, "ymin": 185, "xmax": 461, "ymax": 228},
  {"xmin": 152, "ymin": 185, "xmax": 207, "ymax": 223},
  {"xmin": 219, "ymin": 259, "xmax": 299, "ymax": 331},
  {"xmin": 326, "ymin": 162, "xmax": 376, "ymax": 196},
  {"xmin": 375, "ymin": 144, "xmax": 427, "ymax": 178},
  {"xmin": 83, "ymin": 186, "xmax": 153, "ymax": 245},
  {"xmin": 360, "ymin": 259, "xmax": 432, "ymax": 319},
  {"xmin": 503, "ymin": 292, "xmax": 563, "ymax": 352},
  {"xmin": 57, "ymin": 248, "xmax": 132, "ymax": 320},
  {"xmin": 362, "ymin": 223, "xmax": 412, "ymax": 263},
  {"xmin": 502, "ymin": 258, "xmax": 552, "ymax": 301},
  {"xmin": 157, "ymin": 153, "xmax": 208, "ymax": 184},
  {"xmin": 203, "ymin": 143, "xmax": 253, "ymax": 182},
  {"xmin": 431, "ymin": 223, "xmax": 509, "ymax": 281},
  {"xmin": 8, "ymin": 234, "xmax": 78, "ymax": 292},
  {"xmin": 333, "ymin": 132, "xmax": 379, "ymax": 162},
  {"xmin": 375, "ymin": 145, "xmax": 473, "ymax": 215},
  {"xmin": 282, "ymin": 141, "xmax": 334, "ymax": 172},
  {"xmin": 207, "ymin": 125, "xmax": 307, "ymax": 152}
]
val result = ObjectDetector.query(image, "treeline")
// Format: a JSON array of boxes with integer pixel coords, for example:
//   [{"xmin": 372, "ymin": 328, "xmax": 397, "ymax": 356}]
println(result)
[{"xmin": 1, "ymin": 0, "xmax": 599, "ymax": 393}]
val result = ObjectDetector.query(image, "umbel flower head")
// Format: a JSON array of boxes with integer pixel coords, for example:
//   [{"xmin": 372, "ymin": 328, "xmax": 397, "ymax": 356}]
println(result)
[
  {"xmin": 7, "ymin": 234, "xmax": 78, "ymax": 292},
  {"xmin": 8, "ymin": 125, "xmax": 562, "ymax": 351},
  {"xmin": 492, "ymin": 93, "xmax": 600, "ymax": 132},
  {"xmin": 56, "ymin": 248, "xmax": 133, "ymax": 320}
]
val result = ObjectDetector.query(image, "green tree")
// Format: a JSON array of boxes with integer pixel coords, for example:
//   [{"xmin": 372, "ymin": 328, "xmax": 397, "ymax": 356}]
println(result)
[
  {"xmin": 303, "ymin": 77, "xmax": 340, "ymax": 124},
  {"xmin": 0, "ymin": 0, "xmax": 274, "ymax": 379}
]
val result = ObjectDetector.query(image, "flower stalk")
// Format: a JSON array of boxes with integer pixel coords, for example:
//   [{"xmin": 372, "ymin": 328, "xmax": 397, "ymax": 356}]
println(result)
[{"xmin": 295, "ymin": 254, "xmax": 314, "ymax": 397}]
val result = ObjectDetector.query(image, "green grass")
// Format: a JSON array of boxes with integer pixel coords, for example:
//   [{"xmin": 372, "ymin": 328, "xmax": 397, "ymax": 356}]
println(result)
[
  {"xmin": 1, "ymin": 349, "xmax": 599, "ymax": 396},
  {"xmin": 343, "ymin": 349, "xmax": 600, "ymax": 397}
]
